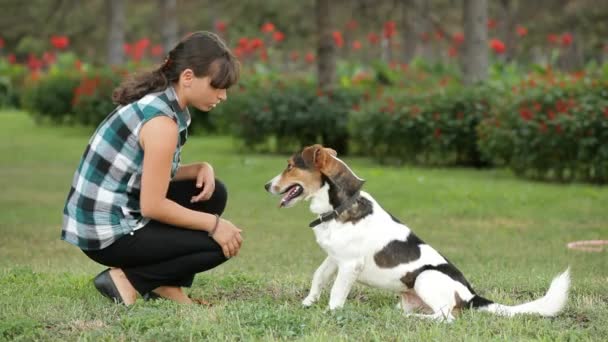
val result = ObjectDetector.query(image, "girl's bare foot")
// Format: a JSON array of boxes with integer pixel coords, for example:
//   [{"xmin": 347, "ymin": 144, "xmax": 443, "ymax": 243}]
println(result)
[
  {"xmin": 108, "ymin": 268, "xmax": 137, "ymax": 305},
  {"xmin": 151, "ymin": 286, "xmax": 193, "ymax": 304}
]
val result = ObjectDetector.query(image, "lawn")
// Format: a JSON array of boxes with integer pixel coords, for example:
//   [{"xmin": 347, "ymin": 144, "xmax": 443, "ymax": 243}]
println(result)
[{"xmin": 0, "ymin": 110, "xmax": 606, "ymax": 341}]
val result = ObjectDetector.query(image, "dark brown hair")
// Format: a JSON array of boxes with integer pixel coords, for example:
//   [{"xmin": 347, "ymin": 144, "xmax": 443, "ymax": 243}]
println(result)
[{"xmin": 112, "ymin": 31, "xmax": 240, "ymax": 105}]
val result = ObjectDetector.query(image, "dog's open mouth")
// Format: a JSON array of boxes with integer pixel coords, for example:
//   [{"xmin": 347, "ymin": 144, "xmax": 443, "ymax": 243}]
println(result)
[{"xmin": 280, "ymin": 184, "xmax": 303, "ymax": 207}]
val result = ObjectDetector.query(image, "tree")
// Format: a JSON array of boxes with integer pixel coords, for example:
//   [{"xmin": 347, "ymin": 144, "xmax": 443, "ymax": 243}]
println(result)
[
  {"xmin": 462, "ymin": 0, "xmax": 488, "ymax": 85},
  {"xmin": 160, "ymin": 0, "xmax": 178, "ymax": 54},
  {"xmin": 316, "ymin": 0, "xmax": 335, "ymax": 91},
  {"xmin": 107, "ymin": 0, "xmax": 126, "ymax": 65}
]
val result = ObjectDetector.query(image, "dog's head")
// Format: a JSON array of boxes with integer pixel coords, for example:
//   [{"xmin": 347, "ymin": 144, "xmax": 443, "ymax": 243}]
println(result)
[{"xmin": 264, "ymin": 144, "xmax": 365, "ymax": 208}]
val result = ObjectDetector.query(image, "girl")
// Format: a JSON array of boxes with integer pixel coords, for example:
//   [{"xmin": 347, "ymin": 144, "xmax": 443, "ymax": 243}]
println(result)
[{"xmin": 61, "ymin": 31, "xmax": 243, "ymax": 305}]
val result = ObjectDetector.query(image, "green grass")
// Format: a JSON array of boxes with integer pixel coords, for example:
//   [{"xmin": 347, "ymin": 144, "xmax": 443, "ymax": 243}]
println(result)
[{"xmin": 1, "ymin": 110, "xmax": 606, "ymax": 341}]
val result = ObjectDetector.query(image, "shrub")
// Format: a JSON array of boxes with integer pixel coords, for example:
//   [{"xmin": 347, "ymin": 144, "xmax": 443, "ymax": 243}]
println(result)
[
  {"xmin": 478, "ymin": 76, "xmax": 608, "ymax": 183},
  {"xmin": 229, "ymin": 80, "xmax": 361, "ymax": 154},
  {"xmin": 350, "ymin": 85, "xmax": 495, "ymax": 166},
  {"xmin": 70, "ymin": 69, "xmax": 122, "ymax": 125},
  {"xmin": 21, "ymin": 72, "xmax": 81, "ymax": 123}
]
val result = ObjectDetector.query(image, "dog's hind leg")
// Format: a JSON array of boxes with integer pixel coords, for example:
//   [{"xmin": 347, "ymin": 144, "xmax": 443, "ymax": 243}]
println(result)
[
  {"xmin": 409, "ymin": 270, "xmax": 471, "ymax": 323},
  {"xmin": 303, "ymin": 257, "xmax": 338, "ymax": 307},
  {"xmin": 398, "ymin": 291, "xmax": 432, "ymax": 314}
]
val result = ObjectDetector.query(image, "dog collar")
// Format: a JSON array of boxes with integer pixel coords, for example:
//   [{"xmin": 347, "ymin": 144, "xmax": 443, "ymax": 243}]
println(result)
[{"xmin": 309, "ymin": 194, "xmax": 360, "ymax": 228}]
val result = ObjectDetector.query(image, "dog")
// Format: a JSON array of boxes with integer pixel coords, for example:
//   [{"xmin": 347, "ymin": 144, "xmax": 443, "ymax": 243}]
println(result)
[{"xmin": 264, "ymin": 144, "xmax": 570, "ymax": 322}]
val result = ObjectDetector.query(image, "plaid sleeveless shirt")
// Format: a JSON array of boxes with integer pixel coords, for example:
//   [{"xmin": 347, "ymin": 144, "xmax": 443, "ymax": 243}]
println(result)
[{"xmin": 61, "ymin": 86, "xmax": 190, "ymax": 250}]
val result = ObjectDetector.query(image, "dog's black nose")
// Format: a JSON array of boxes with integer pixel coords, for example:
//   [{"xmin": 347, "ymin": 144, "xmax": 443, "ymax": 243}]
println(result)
[{"xmin": 264, "ymin": 183, "xmax": 271, "ymax": 191}]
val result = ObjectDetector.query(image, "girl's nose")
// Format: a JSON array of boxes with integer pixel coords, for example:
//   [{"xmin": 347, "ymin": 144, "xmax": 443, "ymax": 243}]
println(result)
[{"xmin": 218, "ymin": 89, "xmax": 227, "ymax": 101}]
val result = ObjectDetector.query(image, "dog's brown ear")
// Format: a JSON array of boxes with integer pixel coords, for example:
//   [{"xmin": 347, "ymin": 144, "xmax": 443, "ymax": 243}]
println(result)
[{"xmin": 302, "ymin": 144, "xmax": 334, "ymax": 170}]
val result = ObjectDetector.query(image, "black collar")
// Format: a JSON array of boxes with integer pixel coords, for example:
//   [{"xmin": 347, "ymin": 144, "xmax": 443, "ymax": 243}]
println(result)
[{"xmin": 309, "ymin": 193, "xmax": 360, "ymax": 228}]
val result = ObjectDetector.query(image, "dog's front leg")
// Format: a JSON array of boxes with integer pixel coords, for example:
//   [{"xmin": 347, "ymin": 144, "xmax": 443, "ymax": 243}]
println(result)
[
  {"xmin": 328, "ymin": 261, "xmax": 363, "ymax": 310},
  {"xmin": 303, "ymin": 257, "xmax": 337, "ymax": 307}
]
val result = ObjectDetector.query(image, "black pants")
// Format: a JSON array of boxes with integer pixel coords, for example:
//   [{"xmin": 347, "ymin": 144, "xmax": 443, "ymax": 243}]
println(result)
[{"xmin": 83, "ymin": 179, "xmax": 228, "ymax": 294}]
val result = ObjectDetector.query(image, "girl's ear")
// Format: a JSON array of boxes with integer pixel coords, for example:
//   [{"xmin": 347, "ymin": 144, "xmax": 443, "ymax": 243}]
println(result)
[{"xmin": 180, "ymin": 68, "xmax": 194, "ymax": 87}]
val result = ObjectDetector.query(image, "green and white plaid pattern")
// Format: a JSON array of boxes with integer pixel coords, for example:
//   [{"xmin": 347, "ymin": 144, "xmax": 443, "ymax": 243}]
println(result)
[{"xmin": 62, "ymin": 86, "xmax": 190, "ymax": 250}]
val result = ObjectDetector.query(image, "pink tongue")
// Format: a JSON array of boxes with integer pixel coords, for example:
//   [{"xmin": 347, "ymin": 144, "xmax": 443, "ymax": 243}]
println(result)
[{"xmin": 280, "ymin": 186, "xmax": 299, "ymax": 206}]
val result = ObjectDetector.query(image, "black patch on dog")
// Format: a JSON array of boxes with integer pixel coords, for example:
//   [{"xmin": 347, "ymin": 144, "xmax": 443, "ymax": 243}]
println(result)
[
  {"xmin": 293, "ymin": 152, "xmax": 311, "ymax": 169},
  {"xmin": 343, "ymin": 197, "xmax": 373, "ymax": 225},
  {"xmin": 320, "ymin": 175, "xmax": 373, "ymax": 225},
  {"xmin": 468, "ymin": 295, "xmax": 494, "ymax": 308},
  {"xmin": 388, "ymin": 213, "xmax": 402, "ymax": 223},
  {"xmin": 374, "ymin": 233, "xmax": 425, "ymax": 268},
  {"xmin": 400, "ymin": 262, "xmax": 474, "ymax": 294}
]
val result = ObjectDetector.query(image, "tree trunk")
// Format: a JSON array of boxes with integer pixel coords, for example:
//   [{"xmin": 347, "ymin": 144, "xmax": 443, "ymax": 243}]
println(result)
[
  {"xmin": 400, "ymin": 0, "xmax": 417, "ymax": 64},
  {"xmin": 160, "ymin": 0, "xmax": 178, "ymax": 53},
  {"xmin": 316, "ymin": 0, "xmax": 335, "ymax": 91},
  {"xmin": 463, "ymin": 0, "xmax": 488, "ymax": 85},
  {"xmin": 107, "ymin": 0, "xmax": 125, "ymax": 65},
  {"xmin": 498, "ymin": 0, "xmax": 516, "ymax": 61}
]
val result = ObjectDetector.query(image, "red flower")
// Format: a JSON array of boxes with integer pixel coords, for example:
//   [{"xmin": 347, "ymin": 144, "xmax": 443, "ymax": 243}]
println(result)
[
  {"xmin": 452, "ymin": 32, "xmax": 464, "ymax": 45},
  {"xmin": 346, "ymin": 19, "xmax": 358, "ymax": 31},
  {"xmin": 136, "ymin": 38, "xmax": 150, "ymax": 50},
  {"xmin": 547, "ymin": 34, "xmax": 559, "ymax": 44},
  {"xmin": 215, "ymin": 20, "xmax": 227, "ymax": 33},
  {"xmin": 332, "ymin": 31, "xmax": 343, "ymax": 48},
  {"xmin": 249, "ymin": 38, "xmax": 264, "ymax": 50},
  {"xmin": 561, "ymin": 32, "xmax": 573, "ymax": 47},
  {"xmin": 448, "ymin": 46, "xmax": 458, "ymax": 57},
  {"xmin": 367, "ymin": 32, "xmax": 379, "ymax": 45},
  {"xmin": 0, "ymin": 37, "xmax": 4, "ymax": 48},
  {"xmin": 27, "ymin": 53, "xmax": 42, "ymax": 71},
  {"xmin": 547, "ymin": 110, "xmax": 556, "ymax": 120},
  {"xmin": 258, "ymin": 48, "xmax": 268, "ymax": 62},
  {"xmin": 305, "ymin": 52, "xmax": 315, "ymax": 64},
  {"xmin": 352, "ymin": 40, "xmax": 362, "ymax": 50},
  {"xmin": 489, "ymin": 39, "xmax": 506, "ymax": 54},
  {"xmin": 123, "ymin": 43, "xmax": 132, "ymax": 55},
  {"xmin": 273, "ymin": 31, "xmax": 285, "ymax": 42},
  {"xmin": 260, "ymin": 22, "xmax": 275, "ymax": 33},
  {"xmin": 151, "ymin": 44, "xmax": 163, "ymax": 57},
  {"xmin": 519, "ymin": 107, "xmax": 533, "ymax": 121},
  {"xmin": 74, "ymin": 59, "xmax": 82, "ymax": 71},
  {"xmin": 289, "ymin": 51, "xmax": 299, "ymax": 62},
  {"xmin": 487, "ymin": 18, "xmax": 497, "ymax": 30},
  {"xmin": 42, "ymin": 51, "xmax": 56, "ymax": 65},
  {"xmin": 434, "ymin": 128, "xmax": 442, "ymax": 139},
  {"xmin": 383, "ymin": 21, "xmax": 396, "ymax": 39},
  {"xmin": 50, "ymin": 35, "xmax": 69, "ymax": 49},
  {"xmin": 516, "ymin": 25, "xmax": 528, "ymax": 37},
  {"xmin": 7, "ymin": 53, "xmax": 16, "ymax": 64}
]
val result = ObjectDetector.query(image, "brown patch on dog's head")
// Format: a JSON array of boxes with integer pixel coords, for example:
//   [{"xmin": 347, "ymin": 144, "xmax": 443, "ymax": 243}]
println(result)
[
  {"xmin": 265, "ymin": 144, "xmax": 365, "ymax": 208},
  {"xmin": 301, "ymin": 144, "xmax": 364, "ymax": 196}
]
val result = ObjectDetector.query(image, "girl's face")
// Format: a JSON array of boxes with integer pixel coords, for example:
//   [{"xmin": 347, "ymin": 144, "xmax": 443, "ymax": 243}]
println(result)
[{"xmin": 180, "ymin": 70, "xmax": 227, "ymax": 112}]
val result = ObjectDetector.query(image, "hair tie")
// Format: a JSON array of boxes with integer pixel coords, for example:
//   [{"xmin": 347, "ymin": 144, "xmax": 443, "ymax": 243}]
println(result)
[{"xmin": 162, "ymin": 57, "xmax": 172, "ymax": 70}]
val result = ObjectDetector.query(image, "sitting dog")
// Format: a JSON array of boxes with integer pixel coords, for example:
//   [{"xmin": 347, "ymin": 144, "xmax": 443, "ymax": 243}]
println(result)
[{"xmin": 264, "ymin": 144, "xmax": 570, "ymax": 322}]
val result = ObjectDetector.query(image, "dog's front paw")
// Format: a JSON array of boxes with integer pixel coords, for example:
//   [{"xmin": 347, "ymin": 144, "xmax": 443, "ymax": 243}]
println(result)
[{"xmin": 302, "ymin": 295, "xmax": 317, "ymax": 307}]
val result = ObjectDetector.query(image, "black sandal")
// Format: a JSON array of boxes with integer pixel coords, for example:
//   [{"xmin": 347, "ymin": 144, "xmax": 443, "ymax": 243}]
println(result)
[{"xmin": 93, "ymin": 268, "xmax": 124, "ymax": 304}]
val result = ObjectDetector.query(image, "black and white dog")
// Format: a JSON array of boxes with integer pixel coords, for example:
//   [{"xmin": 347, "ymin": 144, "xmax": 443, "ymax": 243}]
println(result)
[{"xmin": 265, "ymin": 144, "xmax": 570, "ymax": 322}]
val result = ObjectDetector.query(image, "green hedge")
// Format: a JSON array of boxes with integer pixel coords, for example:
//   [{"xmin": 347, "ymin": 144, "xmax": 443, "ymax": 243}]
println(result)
[
  {"xmin": 350, "ymin": 85, "xmax": 495, "ymax": 166},
  {"xmin": 478, "ymin": 79, "xmax": 608, "ymax": 183}
]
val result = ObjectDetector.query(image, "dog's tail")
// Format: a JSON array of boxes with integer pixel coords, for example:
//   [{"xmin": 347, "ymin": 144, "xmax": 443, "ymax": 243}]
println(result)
[{"xmin": 471, "ymin": 268, "xmax": 570, "ymax": 317}]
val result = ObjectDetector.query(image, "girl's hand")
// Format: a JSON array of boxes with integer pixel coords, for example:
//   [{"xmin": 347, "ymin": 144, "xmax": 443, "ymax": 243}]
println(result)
[
  {"xmin": 191, "ymin": 162, "xmax": 215, "ymax": 202},
  {"xmin": 211, "ymin": 218, "xmax": 243, "ymax": 258}
]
